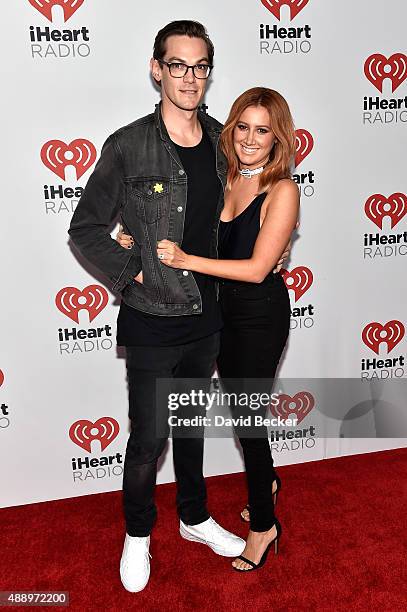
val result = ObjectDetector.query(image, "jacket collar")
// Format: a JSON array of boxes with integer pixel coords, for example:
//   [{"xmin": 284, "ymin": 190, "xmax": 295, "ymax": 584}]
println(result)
[{"xmin": 154, "ymin": 102, "xmax": 222, "ymax": 144}]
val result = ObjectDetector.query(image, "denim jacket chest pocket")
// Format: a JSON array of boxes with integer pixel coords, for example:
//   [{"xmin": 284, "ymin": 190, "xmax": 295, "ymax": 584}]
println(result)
[{"xmin": 127, "ymin": 178, "xmax": 171, "ymax": 223}]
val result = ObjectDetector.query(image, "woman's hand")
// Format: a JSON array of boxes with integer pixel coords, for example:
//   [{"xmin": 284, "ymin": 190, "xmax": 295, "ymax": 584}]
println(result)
[
  {"xmin": 157, "ymin": 240, "xmax": 189, "ymax": 269},
  {"xmin": 116, "ymin": 226, "xmax": 134, "ymax": 250},
  {"xmin": 116, "ymin": 226, "xmax": 142, "ymax": 283}
]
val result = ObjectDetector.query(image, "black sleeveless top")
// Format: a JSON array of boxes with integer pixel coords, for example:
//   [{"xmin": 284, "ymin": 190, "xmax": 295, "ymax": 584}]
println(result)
[{"xmin": 218, "ymin": 192, "xmax": 267, "ymax": 260}]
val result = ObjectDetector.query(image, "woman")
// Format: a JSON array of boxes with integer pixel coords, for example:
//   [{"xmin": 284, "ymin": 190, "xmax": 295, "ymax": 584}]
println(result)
[{"xmin": 118, "ymin": 87, "xmax": 299, "ymax": 571}]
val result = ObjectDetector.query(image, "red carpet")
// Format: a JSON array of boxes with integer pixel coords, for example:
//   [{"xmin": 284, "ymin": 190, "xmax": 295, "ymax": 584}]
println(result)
[{"xmin": 1, "ymin": 448, "xmax": 406, "ymax": 611}]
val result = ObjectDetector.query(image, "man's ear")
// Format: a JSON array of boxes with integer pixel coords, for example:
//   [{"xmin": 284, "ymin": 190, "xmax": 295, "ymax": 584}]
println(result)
[{"xmin": 150, "ymin": 58, "xmax": 161, "ymax": 84}]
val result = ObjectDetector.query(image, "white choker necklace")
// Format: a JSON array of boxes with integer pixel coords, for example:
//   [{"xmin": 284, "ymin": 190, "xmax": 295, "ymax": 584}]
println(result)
[{"xmin": 239, "ymin": 166, "xmax": 264, "ymax": 179}]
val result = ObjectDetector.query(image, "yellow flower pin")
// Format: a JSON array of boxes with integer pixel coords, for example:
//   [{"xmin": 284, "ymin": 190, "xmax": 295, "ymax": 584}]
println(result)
[{"xmin": 153, "ymin": 183, "xmax": 164, "ymax": 194}]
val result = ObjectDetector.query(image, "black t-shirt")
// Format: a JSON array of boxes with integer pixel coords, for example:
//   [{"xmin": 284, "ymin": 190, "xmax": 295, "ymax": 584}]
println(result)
[{"xmin": 116, "ymin": 128, "xmax": 223, "ymax": 347}]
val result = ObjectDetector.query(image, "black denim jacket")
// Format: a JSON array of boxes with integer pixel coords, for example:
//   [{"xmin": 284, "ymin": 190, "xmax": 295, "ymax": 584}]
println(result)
[{"xmin": 68, "ymin": 103, "xmax": 227, "ymax": 316}]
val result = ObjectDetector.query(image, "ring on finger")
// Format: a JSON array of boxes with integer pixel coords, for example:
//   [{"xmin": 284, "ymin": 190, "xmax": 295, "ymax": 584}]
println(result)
[{"xmin": 158, "ymin": 253, "xmax": 165, "ymax": 260}]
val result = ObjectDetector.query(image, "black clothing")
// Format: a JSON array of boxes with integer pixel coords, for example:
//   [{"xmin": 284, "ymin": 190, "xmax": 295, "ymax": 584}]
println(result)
[
  {"xmin": 218, "ymin": 192, "xmax": 267, "ymax": 260},
  {"xmin": 69, "ymin": 102, "xmax": 227, "ymax": 315},
  {"xmin": 217, "ymin": 193, "xmax": 291, "ymax": 532},
  {"xmin": 123, "ymin": 333, "xmax": 220, "ymax": 536},
  {"xmin": 70, "ymin": 102, "xmax": 223, "ymax": 538},
  {"xmin": 117, "ymin": 129, "xmax": 223, "ymax": 347}
]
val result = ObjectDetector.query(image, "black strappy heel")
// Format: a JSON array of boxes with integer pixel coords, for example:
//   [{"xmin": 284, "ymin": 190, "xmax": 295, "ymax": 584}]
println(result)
[
  {"xmin": 233, "ymin": 519, "xmax": 282, "ymax": 572},
  {"xmin": 240, "ymin": 474, "xmax": 281, "ymax": 522}
]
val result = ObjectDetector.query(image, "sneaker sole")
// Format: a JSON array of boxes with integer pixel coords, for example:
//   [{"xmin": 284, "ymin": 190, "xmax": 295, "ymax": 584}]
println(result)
[{"xmin": 120, "ymin": 565, "xmax": 150, "ymax": 593}]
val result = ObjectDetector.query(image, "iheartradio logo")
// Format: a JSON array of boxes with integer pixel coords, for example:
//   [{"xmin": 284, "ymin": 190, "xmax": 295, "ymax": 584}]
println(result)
[
  {"xmin": 364, "ymin": 53, "xmax": 407, "ymax": 93},
  {"xmin": 362, "ymin": 320, "xmax": 405, "ymax": 355},
  {"xmin": 295, "ymin": 129, "xmax": 314, "ymax": 167},
  {"xmin": 281, "ymin": 266, "xmax": 313, "ymax": 301},
  {"xmin": 69, "ymin": 417, "xmax": 119, "ymax": 453},
  {"xmin": 261, "ymin": 0, "xmax": 309, "ymax": 20},
  {"xmin": 364, "ymin": 193, "xmax": 407, "ymax": 230},
  {"xmin": 0, "ymin": 370, "xmax": 4, "ymax": 387},
  {"xmin": 55, "ymin": 285, "xmax": 109, "ymax": 323},
  {"xmin": 41, "ymin": 139, "xmax": 96, "ymax": 180},
  {"xmin": 28, "ymin": 0, "xmax": 85, "ymax": 22},
  {"xmin": 270, "ymin": 392, "xmax": 314, "ymax": 423}
]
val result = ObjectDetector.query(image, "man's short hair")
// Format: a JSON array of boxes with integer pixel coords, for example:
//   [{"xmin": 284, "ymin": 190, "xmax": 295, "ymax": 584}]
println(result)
[{"xmin": 153, "ymin": 20, "xmax": 214, "ymax": 64}]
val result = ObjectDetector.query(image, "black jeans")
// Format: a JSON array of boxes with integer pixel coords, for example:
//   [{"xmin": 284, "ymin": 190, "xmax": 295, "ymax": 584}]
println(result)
[
  {"xmin": 123, "ymin": 332, "xmax": 220, "ymax": 537},
  {"xmin": 217, "ymin": 273, "xmax": 290, "ymax": 532}
]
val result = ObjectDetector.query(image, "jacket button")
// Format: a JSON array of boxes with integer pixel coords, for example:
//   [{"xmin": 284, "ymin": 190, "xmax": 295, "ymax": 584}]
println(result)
[
  {"xmin": 177, "ymin": 206, "xmax": 183, "ymax": 212},
  {"xmin": 178, "ymin": 169, "xmax": 185, "ymax": 175},
  {"xmin": 192, "ymin": 304, "xmax": 198, "ymax": 309},
  {"xmin": 147, "ymin": 190, "xmax": 152, "ymax": 195},
  {"xmin": 182, "ymin": 270, "xmax": 189, "ymax": 276}
]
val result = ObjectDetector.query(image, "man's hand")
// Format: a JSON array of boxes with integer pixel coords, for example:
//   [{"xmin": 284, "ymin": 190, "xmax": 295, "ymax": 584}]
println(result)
[
  {"xmin": 273, "ymin": 242, "xmax": 290, "ymax": 273},
  {"xmin": 272, "ymin": 220, "xmax": 299, "ymax": 272}
]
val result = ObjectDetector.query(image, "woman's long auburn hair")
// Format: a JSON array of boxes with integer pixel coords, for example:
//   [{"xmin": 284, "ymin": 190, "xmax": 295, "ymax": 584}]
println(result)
[{"xmin": 220, "ymin": 87, "xmax": 296, "ymax": 192}]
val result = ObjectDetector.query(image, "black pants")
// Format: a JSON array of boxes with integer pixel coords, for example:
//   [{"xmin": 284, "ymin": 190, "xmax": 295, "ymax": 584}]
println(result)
[
  {"xmin": 123, "ymin": 332, "xmax": 220, "ymax": 537},
  {"xmin": 217, "ymin": 273, "xmax": 290, "ymax": 532}
]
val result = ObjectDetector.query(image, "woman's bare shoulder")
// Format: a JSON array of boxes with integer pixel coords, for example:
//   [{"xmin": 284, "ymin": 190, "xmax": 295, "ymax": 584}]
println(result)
[
  {"xmin": 263, "ymin": 178, "xmax": 299, "ymax": 208},
  {"xmin": 272, "ymin": 177, "xmax": 299, "ymax": 197}
]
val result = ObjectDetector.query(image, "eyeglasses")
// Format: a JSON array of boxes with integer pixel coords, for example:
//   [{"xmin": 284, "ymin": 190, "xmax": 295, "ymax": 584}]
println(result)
[{"xmin": 158, "ymin": 60, "xmax": 213, "ymax": 79}]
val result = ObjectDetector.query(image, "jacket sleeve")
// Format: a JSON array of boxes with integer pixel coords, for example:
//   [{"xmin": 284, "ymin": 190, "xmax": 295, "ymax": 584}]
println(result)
[{"xmin": 68, "ymin": 134, "xmax": 142, "ymax": 292}]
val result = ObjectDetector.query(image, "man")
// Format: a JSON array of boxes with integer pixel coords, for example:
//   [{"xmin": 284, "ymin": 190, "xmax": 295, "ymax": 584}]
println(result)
[{"xmin": 69, "ymin": 21, "xmax": 246, "ymax": 593}]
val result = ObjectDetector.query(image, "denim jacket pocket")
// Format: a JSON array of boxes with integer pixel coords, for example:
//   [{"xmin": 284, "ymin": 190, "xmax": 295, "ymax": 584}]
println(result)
[{"xmin": 128, "ymin": 178, "xmax": 170, "ymax": 224}]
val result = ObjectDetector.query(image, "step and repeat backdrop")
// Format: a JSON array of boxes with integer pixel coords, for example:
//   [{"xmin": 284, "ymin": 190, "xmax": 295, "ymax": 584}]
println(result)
[{"xmin": 1, "ymin": 0, "xmax": 406, "ymax": 507}]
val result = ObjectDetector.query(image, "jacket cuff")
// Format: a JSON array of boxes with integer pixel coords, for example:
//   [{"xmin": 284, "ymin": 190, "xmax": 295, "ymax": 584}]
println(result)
[{"xmin": 112, "ymin": 253, "xmax": 142, "ymax": 292}]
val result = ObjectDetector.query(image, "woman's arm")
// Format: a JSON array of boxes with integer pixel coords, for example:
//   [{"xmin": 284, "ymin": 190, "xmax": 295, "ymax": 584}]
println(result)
[{"xmin": 158, "ymin": 179, "xmax": 299, "ymax": 283}]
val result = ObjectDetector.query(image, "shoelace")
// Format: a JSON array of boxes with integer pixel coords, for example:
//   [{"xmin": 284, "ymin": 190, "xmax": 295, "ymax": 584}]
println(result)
[{"xmin": 126, "ymin": 541, "xmax": 152, "ymax": 561}]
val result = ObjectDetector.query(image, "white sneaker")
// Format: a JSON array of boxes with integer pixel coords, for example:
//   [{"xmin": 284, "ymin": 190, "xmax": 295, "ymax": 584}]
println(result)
[
  {"xmin": 180, "ymin": 517, "xmax": 245, "ymax": 557},
  {"xmin": 120, "ymin": 534, "xmax": 151, "ymax": 593}
]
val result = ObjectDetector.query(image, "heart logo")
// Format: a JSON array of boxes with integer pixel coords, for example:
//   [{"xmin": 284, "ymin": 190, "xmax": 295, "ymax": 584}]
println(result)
[
  {"xmin": 41, "ymin": 139, "xmax": 96, "ymax": 181},
  {"xmin": 28, "ymin": 0, "xmax": 85, "ymax": 22},
  {"xmin": 362, "ymin": 320, "xmax": 405, "ymax": 355},
  {"xmin": 0, "ymin": 369, "xmax": 4, "ymax": 387},
  {"xmin": 295, "ymin": 129, "xmax": 314, "ymax": 167},
  {"xmin": 261, "ymin": 0, "xmax": 309, "ymax": 20},
  {"xmin": 364, "ymin": 53, "xmax": 407, "ymax": 93},
  {"xmin": 69, "ymin": 417, "xmax": 120, "ymax": 453},
  {"xmin": 281, "ymin": 266, "xmax": 313, "ymax": 301},
  {"xmin": 270, "ymin": 391, "xmax": 315, "ymax": 423},
  {"xmin": 364, "ymin": 193, "xmax": 407, "ymax": 229},
  {"xmin": 55, "ymin": 285, "xmax": 109, "ymax": 323}
]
